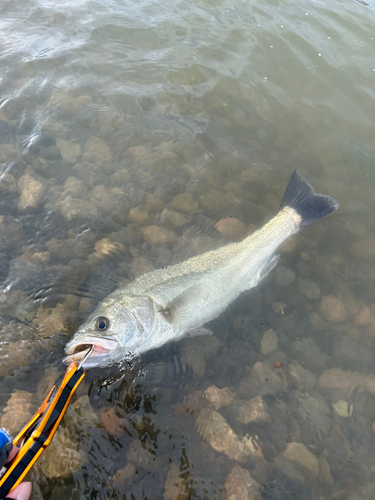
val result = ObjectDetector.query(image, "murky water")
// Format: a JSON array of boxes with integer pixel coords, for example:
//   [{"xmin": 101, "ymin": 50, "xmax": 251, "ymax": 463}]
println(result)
[{"xmin": 1, "ymin": 0, "xmax": 375, "ymax": 498}]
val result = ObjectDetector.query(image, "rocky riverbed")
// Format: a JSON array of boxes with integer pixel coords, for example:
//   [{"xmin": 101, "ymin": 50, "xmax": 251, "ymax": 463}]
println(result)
[{"xmin": 1, "ymin": 0, "xmax": 375, "ymax": 498}]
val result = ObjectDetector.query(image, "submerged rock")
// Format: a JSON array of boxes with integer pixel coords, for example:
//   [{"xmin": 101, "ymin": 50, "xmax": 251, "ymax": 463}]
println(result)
[
  {"xmin": 163, "ymin": 464, "xmax": 189, "ymax": 500},
  {"xmin": 238, "ymin": 362, "xmax": 287, "ymax": 400},
  {"xmin": 297, "ymin": 278, "xmax": 321, "ymax": 300},
  {"xmin": 0, "ymin": 390, "xmax": 33, "ymax": 435},
  {"xmin": 65, "ymin": 395, "xmax": 99, "ymax": 430},
  {"xmin": 274, "ymin": 442, "xmax": 319, "ymax": 483},
  {"xmin": 0, "ymin": 289, "xmax": 38, "ymax": 322},
  {"xmin": 128, "ymin": 207, "xmax": 151, "ymax": 225},
  {"xmin": 112, "ymin": 463, "xmax": 135, "ymax": 486},
  {"xmin": 18, "ymin": 173, "xmax": 44, "ymax": 210},
  {"xmin": 286, "ymin": 361, "xmax": 317, "ymax": 391},
  {"xmin": 215, "ymin": 217, "xmax": 247, "ymax": 240},
  {"xmin": 83, "ymin": 136, "xmax": 111, "ymax": 164},
  {"xmin": 351, "ymin": 236, "xmax": 375, "ymax": 259},
  {"xmin": 235, "ymin": 396, "xmax": 271, "ymax": 425},
  {"xmin": 204, "ymin": 385, "xmax": 235, "ymax": 410},
  {"xmin": 56, "ymin": 138, "xmax": 81, "ymax": 163},
  {"xmin": 160, "ymin": 209, "xmax": 187, "ymax": 228},
  {"xmin": 60, "ymin": 196, "xmax": 99, "ymax": 221},
  {"xmin": 181, "ymin": 335, "xmax": 221, "ymax": 377},
  {"xmin": 320, "ymin": 295, "xmax": 349, "ymax": 323},
  {"xmin": 259, "ymin": 329, "xmax": 279, "ymax": 357},
  {"xmin": 0, "ymin": 216, "xmax": 23, "ymax": 251},
  {"xmin": 196, "ymin": 408, "xmax": 256, "ymax": 463},
  {"xmin": 170, "ymin": 192, "xmax": 198, "ymax": 212},
  {"xmin": 275, "ymin": 266, "xmax": 296, "ymax": 286},
  {"xmin": 224, "ymin": 464, "xmax": 261, "ymax": 500},
  {"xmin": 319, "ymin": 368, "xmax": 375, "ymax": 398},
  {"xmin": 34, "ymin": 425, "xmax": 86, "ymax": 478},
  {"xmin": 289, "ymin": 338, "xmax": 330, "ymax": 373},
  {"xmin": 141, "ymin": 225, "xmax": 176, "ymax": 246}
]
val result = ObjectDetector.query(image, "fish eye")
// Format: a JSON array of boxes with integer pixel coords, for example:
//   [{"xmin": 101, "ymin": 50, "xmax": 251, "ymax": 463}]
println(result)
[{"xmin": 95, "ymin": 316, "xmax": 110, "ymax": 331}]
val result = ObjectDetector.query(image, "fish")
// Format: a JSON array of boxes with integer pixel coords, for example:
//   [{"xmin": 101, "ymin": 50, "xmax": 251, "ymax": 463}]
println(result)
[{"xmin": 64, "ymin": 171, "xmax": 340, "ymax": 368}]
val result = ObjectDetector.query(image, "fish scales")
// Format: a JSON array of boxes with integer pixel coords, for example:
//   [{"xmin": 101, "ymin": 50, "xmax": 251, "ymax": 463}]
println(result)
[{"xmin": 64, "ymin": 171, "xmax": 340, "ymax": 368}]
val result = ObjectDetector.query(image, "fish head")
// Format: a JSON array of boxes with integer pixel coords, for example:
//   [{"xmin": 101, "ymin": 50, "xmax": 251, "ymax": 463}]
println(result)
[{"xmin": 64, "ymin": 295, "xmax": 157, "ymax": 368}]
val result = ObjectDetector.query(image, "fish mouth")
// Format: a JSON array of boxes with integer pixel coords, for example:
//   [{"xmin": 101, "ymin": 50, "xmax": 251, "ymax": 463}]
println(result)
[{"xmin": 63, "ymin": 336, "xmax": 119, "ymax": 367}]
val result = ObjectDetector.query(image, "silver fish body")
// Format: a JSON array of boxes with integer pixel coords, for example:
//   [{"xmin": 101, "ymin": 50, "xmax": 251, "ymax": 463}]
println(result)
[{"xmin": 64, "ymin": 171, "xmax": 339, "ymax": 368}]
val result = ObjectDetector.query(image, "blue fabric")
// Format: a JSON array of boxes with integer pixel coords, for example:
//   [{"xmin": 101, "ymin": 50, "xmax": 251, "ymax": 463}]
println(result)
[{"xmin": 0, "ymin": 428, "xmax": 11, "ymax": 449}]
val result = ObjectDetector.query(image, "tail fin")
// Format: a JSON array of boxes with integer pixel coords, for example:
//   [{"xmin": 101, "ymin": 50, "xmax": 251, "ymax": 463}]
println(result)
[{"xmin": 281, "ymin": 170, "xmax": 340, "ymax": 228}]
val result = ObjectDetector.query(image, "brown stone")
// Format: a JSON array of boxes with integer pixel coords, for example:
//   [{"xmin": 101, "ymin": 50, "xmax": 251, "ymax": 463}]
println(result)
[
  {"xmin": 320, "ymin": 295, "xmax": 349, "ymax": 322},
  {"xmin": 204, "ymin": 385, "xmax": 235, "ymax": 410},
  {"xmin": 224, "ymin": 465, "xmax": 261, "ymax": 500},
  {"xmin": 141, "ymin": 225, "xmax": 176, "ymax": 246}
]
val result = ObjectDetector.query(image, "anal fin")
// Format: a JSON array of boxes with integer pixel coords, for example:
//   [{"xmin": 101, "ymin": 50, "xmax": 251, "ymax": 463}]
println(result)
[{"xmin": 259, "ymin": 254, "xmax": 279, "ymax": 281}]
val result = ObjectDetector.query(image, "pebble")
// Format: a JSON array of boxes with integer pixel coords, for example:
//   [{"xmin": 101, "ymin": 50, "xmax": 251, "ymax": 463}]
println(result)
[
  {"xmin": 224, "ymin": 464, "xmax": 261, "ymax": 500},
  {"xmin": 181, "ymin": 335, "xmax": 221, "ymax": 378},
  {"xmin": 160, "ymin": 208, "xmax": 187, "ymax": 228},
  {"xmin": 83, "ymin": 136, "xmax": 111, "ymax": 164},
  {"xmin": 332, "ymin": 400, "xmax": 352, "ymax": 418},
  {"xmin": 289, "ymin": 338, "xmax": 330, "ymax": 373},
  {"xmin": 0, "ymin": 216, "xmax": 23, "ymax": 251},
  {"xmin": 163, "ymin": 464, "xmax": 189, "ymax": 500},
  {"xmin": 56, "ymin": 138, "xmax": 81, "ymax": 163},
  {"xmin": 62, "ymin": 177, "xmax": 87, "ymax": 198},
  {"xmin": 297, "ymin": 277, "xmax": 321, "ymax": 300},
  {"xmin": 65, "ymin": 395, "xmax": 99, "ymax": 429},
  {"xmin": 278, "ymin": 236, "xmax": 297, "ymax": 254},
  {"xmin": 215, "ymin": 217, "xmax": 247, "ymax": 240},
  {"xmin": 0, "ymin": 289, "xmax": 38, "ymax": 322},
  {"xmin": 100, "ymin": 406, "xmax": 128, "ymax": 436},
  {"xmin": 0, "ymin": 390, "xmax": 33, "ymax": 435},
  {"xmin": 60, "ymin": 196, "xmax": 99, "ymax": 221},
  {"xmin": 170, "ymin": 192, "xmax": 198, "ymax": 212},
  {"xmin": 240, "ymin": 169, "xmax": 257, "ymax": 183},
  {"xmin": 223, "ymin": 181, "xmax": 240, "ymax": 193},
  {"xmin": 128, "ymin": 207, "xmax": 151, "ymax": 225},
  {"xmin": 319, "ymin": 368, "xmax": 375, "ymax": 398},
  {"xmin": 238, "ymin": 362, "xmax": 287, "ymax": 399},
  {"xmin": 0, "ymin": 173, "xmax": 17, "ymax": 193},
  {"xmin": 318, "ymin": 453, "xmax": 334, "ymax": 484},
  {"xmin": 275, "ymin": 266, "xmax": 296, "ymax": 286},
  {"xmin": 141, "ymin": 225, "xmax": 176, "ymax": 246},
  {"xmin": 351, "ymin": 236, "xmax": 375, "ymax": 259},
  {"xmin": 195, "ymin": 408, "xmax": 256, "ymax": 463},
  {"xmin": 260, "ymin": 329, "xmax": 279, "ymax": 356},
  {"xmin": 286, "ymin": 361, "xmax": 317, "ymax": 391},
  {"xmin": 34, "ymin": 426, "xmax": 86, "ymax": 478},
  {"xmin": 275, "ymin": 442, "xmax": 319, "ymax": 482},
  {"xmin": 320, "ymin": 295, "xmax": 349, "ymax": 322},
  {"xmin": 145, "ymin": 193, "xmax": 165, "ymax": 212},
  {"xmin": 127, "ymin": 145, "xmax": 148, "ymax": 157},
  {"xmin": 17, "ymin": 173, "xmax": 44, "ymax": 210},
  {"xmin": 33, "ymin": 303, "xmax": 70, "ymax": 338},
  {"xmin": 235, "ymin": 396, "xmax": 271, "ymax": 425},
  {"xmin": 204, "ymin": 385, "xmax": 235, "ymax": 410},
  {"xmin": 126, "ymin": 439, "xmax": 154, "ymax": 468},
  {"xmin": 93, "ymin": 238, "xmax": 125, "ymax": 258},
  {"xmin": 112, "ymin": 463, "xmax": 135, "ymax": 485},
  {"xmin": 354, "ymin": 306, "xmax": 375, "ymax": 326}
]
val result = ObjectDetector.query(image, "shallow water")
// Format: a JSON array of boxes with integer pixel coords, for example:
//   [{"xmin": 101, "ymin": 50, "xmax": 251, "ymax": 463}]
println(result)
[{"xmin": 1, "ymin": 0, "xmax": 375, "ymax": 498}]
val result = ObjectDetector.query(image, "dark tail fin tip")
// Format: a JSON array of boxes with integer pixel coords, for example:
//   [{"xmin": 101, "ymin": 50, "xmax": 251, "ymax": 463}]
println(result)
[{"xmin": 281, "ymin": 170, "xmax": 340, "ymax": 228}]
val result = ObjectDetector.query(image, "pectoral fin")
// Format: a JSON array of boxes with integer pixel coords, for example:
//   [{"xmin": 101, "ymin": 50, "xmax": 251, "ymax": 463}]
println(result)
[{"xmin": 160, "ymin": 284, "xmax": 204, "ymax": 325}]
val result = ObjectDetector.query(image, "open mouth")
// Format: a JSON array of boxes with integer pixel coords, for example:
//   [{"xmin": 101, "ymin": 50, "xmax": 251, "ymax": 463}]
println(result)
[{"xmin": 63, "ymin": 336, "xmax": 119, "ymax": 365}]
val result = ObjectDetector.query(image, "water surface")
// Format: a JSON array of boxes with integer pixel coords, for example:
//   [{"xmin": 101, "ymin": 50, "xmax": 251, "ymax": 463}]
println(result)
[{"xmin": 1, "ymin": 0, "xmax": 375, "ymax": 498}]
